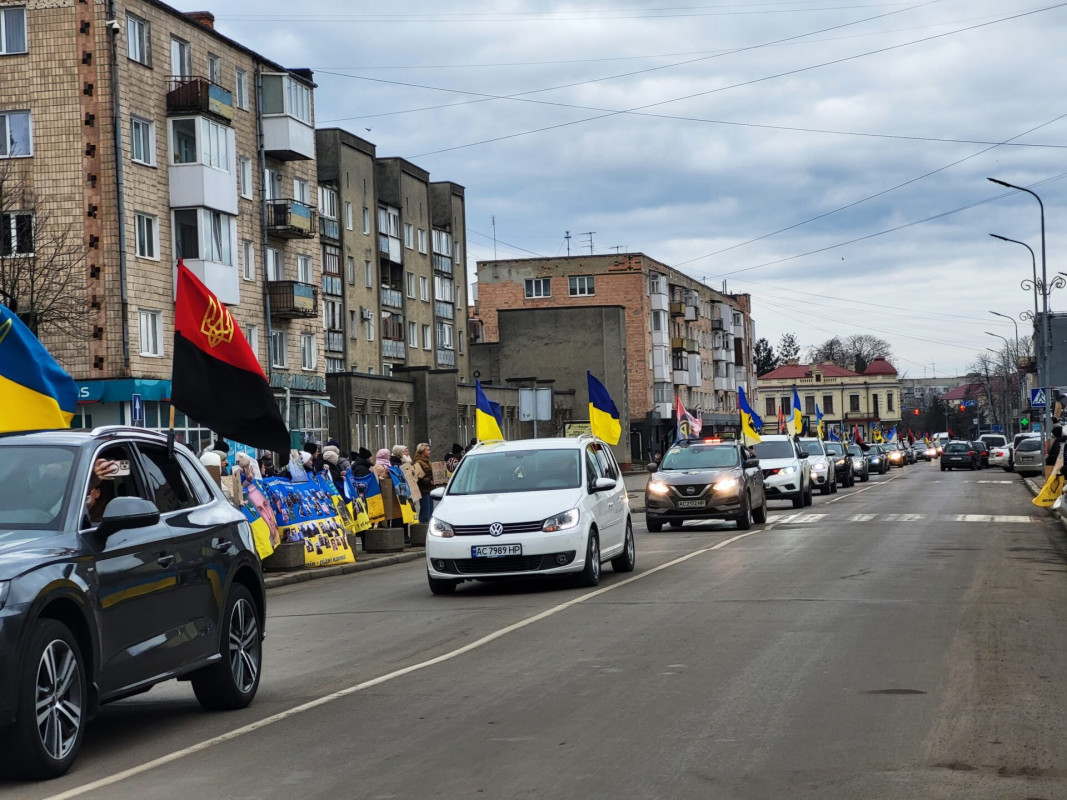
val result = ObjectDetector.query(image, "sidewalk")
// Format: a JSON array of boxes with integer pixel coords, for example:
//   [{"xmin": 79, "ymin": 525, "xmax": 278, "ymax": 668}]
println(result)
[{"xmin": 264, "ymin": 548, "xmax": 425, "ymax": 589}]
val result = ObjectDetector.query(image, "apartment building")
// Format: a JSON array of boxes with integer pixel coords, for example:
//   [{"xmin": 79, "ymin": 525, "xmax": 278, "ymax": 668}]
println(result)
[
  {"xmin": 1, "ymin": 1, "xmax": 327, "ymax": 445},
  {"xmin": 756, "ymin": 358, "xmax": 903, "ymax": 439},
  {"xmin": 473, "ymin": 253, "xmax": 756, "ymax": 459}
]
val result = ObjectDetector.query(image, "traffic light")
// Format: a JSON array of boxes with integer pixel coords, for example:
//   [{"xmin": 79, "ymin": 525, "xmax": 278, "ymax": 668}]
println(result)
[
  {"xmin": 913, "ymin": 408, "xmax": 920, "ymax": 416},
  {"xmin": 959, "ymin": 405, "xmax": 966, "ymax": 412},
  {"xmin": 1021, "ymin": 416, "xmax": 1030, "ymax": 430}
]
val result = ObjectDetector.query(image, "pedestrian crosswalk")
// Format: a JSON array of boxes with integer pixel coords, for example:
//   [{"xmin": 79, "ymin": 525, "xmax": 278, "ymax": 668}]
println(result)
[{"xmin": 766, "ymin": 512, "xmax": 1034, "ymax": 525}]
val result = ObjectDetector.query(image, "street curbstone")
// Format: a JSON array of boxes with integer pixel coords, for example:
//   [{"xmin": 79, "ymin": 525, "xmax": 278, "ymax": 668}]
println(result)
[{"xmin": 264, "ymin": 549, "xmax": 425, "ymax": 590}]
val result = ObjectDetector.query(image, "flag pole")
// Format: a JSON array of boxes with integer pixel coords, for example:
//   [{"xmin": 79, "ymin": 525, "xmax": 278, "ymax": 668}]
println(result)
[{"xmin": 167, "ymin": 403, "xmax": 176, "ymax": 456}]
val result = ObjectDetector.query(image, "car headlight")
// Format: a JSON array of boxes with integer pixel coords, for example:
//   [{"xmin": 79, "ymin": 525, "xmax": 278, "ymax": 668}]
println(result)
[
  {"xmin": 870, "ymin": 456, "xmax": 880, "ymax": 462},
  {"xmin": 0, "ymin": 581, "xmax": 9, "ymax": 610},
  {"xmin": 429, "ymin": 517, "xmax": 454, "ymax": 537},
  {"xmin": 835, "ymin": 458, "xmax": 845, "ymax": 466},
  {"xmin": 713, "ymin": 476, "xmax": 739, "ymax": 492},
  {"xmin": 778, "ymin": 466, "xmax": 797, "ymax": 475},
  {"xmin": 646, "ymin": 481, "xmax": 670, "ymax": 495},
  {"xmin": 813, "ymin": 462, "xmax": 828, "ymax": 472},
  {"xmin": 543, "ymin": 509, "xmax": 580, "ymax": 532}
]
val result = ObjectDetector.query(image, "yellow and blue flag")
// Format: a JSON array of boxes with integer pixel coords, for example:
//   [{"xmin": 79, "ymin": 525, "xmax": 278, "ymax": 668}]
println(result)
[
  {"xmin": 737, "ymin": 386, "xmax": 762, "ymax": 445},
  {"xmin": 816, "ymin": 403, "xmax": 825, "ymax": 439},
  {"xmin": 587, "ymin": 372, "xmax": 621, "ymax": 445},
  {"xmin": 475, "ymin": 380, "xmax": 505, "ymax": 441},
  {"xmin": 0, "ymin": 304, "xmax": 77, "ymax": 433},
  {"xmin": 790, "ymin": 387, "xmax": 803, "ymax": 437}
]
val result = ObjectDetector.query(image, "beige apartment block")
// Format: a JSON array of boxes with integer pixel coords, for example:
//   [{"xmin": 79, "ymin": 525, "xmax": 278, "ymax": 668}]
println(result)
[{"xmin": 1, "ymin": 0, "xmax": 328, "ymax": 445}]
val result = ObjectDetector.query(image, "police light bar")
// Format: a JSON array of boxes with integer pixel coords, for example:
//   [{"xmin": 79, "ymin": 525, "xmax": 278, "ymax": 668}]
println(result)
[{"xmin": 703, "ymin": 438, "xmax": 722, "ymax": 444}]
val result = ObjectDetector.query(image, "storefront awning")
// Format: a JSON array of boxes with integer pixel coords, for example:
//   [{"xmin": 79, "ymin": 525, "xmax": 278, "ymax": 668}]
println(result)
[{"xmin": 76, "ymin": 379, "xmax": 172, "ymax": 404}]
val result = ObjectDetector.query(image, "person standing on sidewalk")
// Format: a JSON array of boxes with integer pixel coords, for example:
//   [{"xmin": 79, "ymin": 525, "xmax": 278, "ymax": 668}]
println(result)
[
  {"xmin": 414, "ymin": 443, "xmax": 434, "ymax": 523},
  {"xmin": 1045, "ymin": 425, "xmax": 1065, "ymax": 480}
]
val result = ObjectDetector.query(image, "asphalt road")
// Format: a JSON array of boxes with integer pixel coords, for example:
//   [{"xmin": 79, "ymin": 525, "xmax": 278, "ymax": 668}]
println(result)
[{"xmin": 6, "ymin": 462, "xmax": 1067, "ymax": 800}]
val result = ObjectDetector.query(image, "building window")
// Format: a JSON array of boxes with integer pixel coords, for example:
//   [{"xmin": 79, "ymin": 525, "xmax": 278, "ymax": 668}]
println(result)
[
  {"xmin": 364, "ymin": 260, "xmax": 373, "ymax": 288},
  {"xmin": 649, "ymin": 272, "xmax": 665, "ymax": 295},
  {"xmin": 170, "ymin": 117, "xmax": 230, "ymax": 171},
  {"xmin": 436, "ymin": 321, "xmax": 454, "ymax": 350},
  {"xmin": 1, "ymin": 211, "xmax": 32, "ymax": 256},
  {"xmin": 651, "ymin": 310, "xmax": 666, "ymax": 332},
  {"xmin": 887, "ymin": 392, "xmax": 895, "ymax": 412},
  {"xmin": 344, "ymin": 201, "xmax": 353, "ymax": 230},
  {"xmin": 823, "ymin": 394, "xmax": 834, "ymax": 414},
  {"xmin": 432, "ymin": 229, "xmax": 452, "ymax": 257},
  {"xmin": 348, "ymin": 310, "xmax": 358, "ymax": 339},
  {"xmin": 422, "ymin": 324, "xmax": 431, "ymax": 350},
  {"xmin": 346, "ymin": 256, "xmax": 355, "ymax": 285},
  {"xmin": 406, "ymin": 271, "xmax": 415, "ymax": 298},
  {"xmin": 653, "ymin": 382, "xmax": 671, "ymax": 404},
  {"xmin": 324, "ymin": 299, "xmax": 342, "ymax": 331},
  {"xmin": 408, "ymin": 321, "xmax": 418, "ymax": 347},
  {"xmin": 138, "ymin": 310, "xmax": 163, "ymax": 357},
  {"xmin": 318, "ymin": 186, "xmax": 337, "ymax": 220},
  {"xmin": 242, "ymin": 240, "xmax": 255, "ymax": 280},
  {"xmin": 366, "ymin": 314, "xmax": 375, "ymax": 341},
  {"xmin": 403, "ymin": 222, "xmax": 413, "ymax": 250},
  {"xmin": 524, "ymin": 278, "xmax": 550, "ymax": 298},
  {"xmin": 419, "ymin": 276, "xmax": 429, "ymax": 301},
  {"xmin": 0, "ymin": 110, "xmax": 31, "ymax": 158},
  {"xmin": 246, "ymin": 324, "xmax": 258, "ymax": 359},
  {"xmin": 173, "ymin": 209, "xmax": 234, "ymax": 265},
  {"xmin": 569, "ymin": 275, "xmax": 595, "ymax": 296},
  {"xmin": 263, "ymin": 167, "xmax": 281, "ymax": 200},
  {"xmin": 130, "ymin": 117, "xmax": 155, "ymax": 166},
  {"xmin": 849, "ymin": 394, "xmax": 860, "ymax": 412},
  {"xmin": 266, "ymin": 247, "xmax": 282, "ymax": 281},
  {"xmin": 238, "ymin": 156, "xmax": 252, "ymax": 198},
  {"xmin": 235, "ymin": 68, "xmax": 249, "ymax": 110},
  {"xmin": 297, "ymin": 254, "xmax": 312, "ymax": 284},
  {"xmin": 125, "ymin": 13, "xmax": 148, "ymax": 64},
  {"xmin": 206, "ymin": 53, "xmax": 222, "ymax": 84},
  {"xmin": 872, "ymin": 394, "xmax": 881, "ymax": 417},
  {"xmin": 260, "ymin": 73, "xmax": 312, "ymax": 123},
  {"xmin": 434, "ymin": 275, "xmax": 454, "ymax": 302},
  {"xmin": 764, "ymin": 397, "xmax": 775, "ymax": 418},
  {"xmin": 362, "ymin": 206, "xmax": 370, "ymax": 234},
  {"xmin": 417, "ymin": 228, "xmax": 427, "ymax": 254},
  {"xmin": 270, "ymin": 330, "xmax": 287, "ymax": 368},
  {"xmin": 170, "ymin": 36, "xmax": 191, "ymax": 78},
  {"xmin": 780, "ymin": 397, "xmax": 791, "ymax": 415},
  {"xmin": 293, "ymin": 178, "xmax": 309, "ymax": 204},
  {"xmin": 805, "ymin": 395, "xmax": 816, "ymax": 415},
  {"xmin": 134, "ymin": 212, "xmax": 158, "ymax": 260}
]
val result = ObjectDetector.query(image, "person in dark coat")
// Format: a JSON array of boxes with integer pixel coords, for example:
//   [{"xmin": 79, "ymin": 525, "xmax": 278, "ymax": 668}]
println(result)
[
  {"xmin": 350, "ymin": 447, "xmax": 374, "ymax": 478},
  {"xmin": 1046, "ymin": 425, "xmax": 1065, "ymax": 478},
  {"xmin": 446, "ymin": 443, "xmax": 464, "ymax": 475}
]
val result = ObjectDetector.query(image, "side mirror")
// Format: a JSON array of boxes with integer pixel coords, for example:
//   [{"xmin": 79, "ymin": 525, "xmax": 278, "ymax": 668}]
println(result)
[
  {"xmin": 429, "ymin": 487, "xmax": 445, "ymax": 500},
  {"xmin": 593, "ymin": 476, "xmax": 617, "ymax": 492},
  {"xmin": 97, "ymin": 496, "xmax": 160, "ymax": 537},
  {"xmin": 647, "ymin": 461, "xmax": 658, "ymax": 471},
  {"xmin": 798, "ymin": 451, "xmax": 809, "ymax": 458},
  {"xmin": 744, "ymin": 458, "xmax": 760, "ymax": 469}
]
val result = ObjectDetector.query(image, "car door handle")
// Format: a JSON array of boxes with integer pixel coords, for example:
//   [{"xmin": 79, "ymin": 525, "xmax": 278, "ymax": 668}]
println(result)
[
  {"xmin": 157, "ymin": 553, "xmax": 176, "ymax": 568},
  {"xmin": 213, "ymin": 539, "xmax": 232, "ymax": 552}
]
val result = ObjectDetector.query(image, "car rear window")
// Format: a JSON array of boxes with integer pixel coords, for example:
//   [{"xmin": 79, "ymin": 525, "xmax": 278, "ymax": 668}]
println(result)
[
  {"xmin": 1017, "ymin": 439, "xmax": 1042, "ymax": 452},
  {"xmin": 981, "ymin": 436, "xmax": 1006, "ymax": 447},
  {"xmin": 753, "ymin": 440, "xmax": 795, "ymax": 460},
  {"xmin": 0, "ymin": 445, "xmax": 77, "ymax": 531},
  {"xmin": 448, "ymin": 449, "xmax": 582, "ymax": 494},
  {"xmin": 945, "ymin": 443, "xmax": 969, "ymax": 453}
]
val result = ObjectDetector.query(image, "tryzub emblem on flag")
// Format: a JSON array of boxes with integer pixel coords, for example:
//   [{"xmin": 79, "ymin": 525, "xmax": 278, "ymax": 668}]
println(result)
[{"xmin": 200, "ymin": 296, "xmax": 235, "ymax": 348}]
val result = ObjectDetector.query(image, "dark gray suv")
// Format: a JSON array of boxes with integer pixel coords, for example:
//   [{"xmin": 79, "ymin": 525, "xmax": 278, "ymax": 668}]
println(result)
[{"xmin": 0, "ymin": 427, "xmax": 265, "ymax": 779}]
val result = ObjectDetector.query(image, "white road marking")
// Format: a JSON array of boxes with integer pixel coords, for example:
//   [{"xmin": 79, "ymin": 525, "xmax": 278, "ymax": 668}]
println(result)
[
  {"xmin": 43, "ymin": 529, "xmax": 766, "ymax": 800},
  {"xmin": 776, "ymin": 513, "xmax": 826, "ymax": 525},
  {"xmin": 978, "ymin": 480, "xmax": 1015, "ymax": 484},
  {"xmin": 850, "ymin": 514, "xmax": 877, "ymax": 522}
]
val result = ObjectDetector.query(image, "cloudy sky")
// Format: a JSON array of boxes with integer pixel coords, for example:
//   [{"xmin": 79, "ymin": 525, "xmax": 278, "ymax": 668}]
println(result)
[{"xmin": 208, "ymin": 0, "xmax": 1067, "ymax": 378}]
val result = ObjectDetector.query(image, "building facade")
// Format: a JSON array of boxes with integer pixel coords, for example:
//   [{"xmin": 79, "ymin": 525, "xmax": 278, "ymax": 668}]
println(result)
[
  {"xmin": 472, "ymin": 253, "xmax": 756, "ymax": 459},
  {"xmin": 1, "ymin": 0, "xmax": 326, "ymax": 446},
  {"xmin": 756, "ymin": 358, "xmax": 903, "ymax": 439}
]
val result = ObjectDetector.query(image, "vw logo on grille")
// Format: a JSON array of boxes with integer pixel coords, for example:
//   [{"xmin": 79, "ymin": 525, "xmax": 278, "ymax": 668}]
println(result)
[
  {"xmin": 685, "ymin": 486, "xmax": 696, "ymax": 495},
  {"xmin": 489, "ymin": 522, "xmax": 504, "ymax": 537}
]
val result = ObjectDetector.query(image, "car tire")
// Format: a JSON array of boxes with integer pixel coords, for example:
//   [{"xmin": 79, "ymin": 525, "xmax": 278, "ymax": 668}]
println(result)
[
  {"xmin": 427, "ymin": 572, "xmax": 459, "ymax": 595},
  {"xmin": 611, "ymin": 520, "xmax": 636, "ymax": 573},
  {"xmin": 646, "ymin": 517, "xmax": 663, "ymax": 533},
  {"xmin": 192, "ymin": 584, "xmax": 262, "ymax": 711},
  {"xmin": 752, "ymin": 493, "xmax": 768, "ymax": 524},
  {"xmin": 803, "ymin": 482, "xmax": 813, "ymax": 507},
  {"xmin": 941, "ymin": 465, "xmax": 947, "ymax": 471},
  {"xmin": 830, "ymin": 478, "xmax": 838, "ymax": 494},
  {"xmin": 970, "ymin": 461, "xmax": 977, "ymax": 471},
  {"xmin": 576, "ymin": 529, "xmax": 601, "ymax": 587},
  {"xmin": 860, "ymin": 471, "xmax": 869, "ymax": 482},
  {"xmin": 735, "ymin": 493, "xmax": 753, "ymax": 530},
  {"xmin": 820, "ymin": 481, "xmax": 832, "ymax": 496},
  {"xmin": 791, "ymin": 490, "xmax": 804, "ymax": 509},
  {"xmin": 1, "ymin": 619, "xmax": 87, "ymax": 780}
]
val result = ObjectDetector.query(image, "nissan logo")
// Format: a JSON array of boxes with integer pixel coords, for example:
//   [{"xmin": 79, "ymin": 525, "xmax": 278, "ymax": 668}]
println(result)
[
  {"xmin": 685, "ymin": 486, "xmax": 696, "ymax": 495},
  {"xmin": 489, "ymin": 522, "xmax": 504, "ymax": 537}
]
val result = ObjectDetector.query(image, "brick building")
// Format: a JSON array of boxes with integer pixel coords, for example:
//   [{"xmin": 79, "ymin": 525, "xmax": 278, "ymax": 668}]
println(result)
[{"xmin": 472, "ymin": 253, "xmax": 756, "ymax": 460}]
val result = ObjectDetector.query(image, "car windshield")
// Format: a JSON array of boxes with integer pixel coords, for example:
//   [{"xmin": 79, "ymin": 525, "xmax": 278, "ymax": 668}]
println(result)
[
  {"xmin": 1017, "ymin": 438, "xmax": 1042, "ymax": 452},
  {"xmin": 660, "ymin": 445, "xmax": 740, "ymax": 470},
  {"xmin": 799, "ymin": 441, "xmax": 824, "ymax": 456},
  {"xmin": 0, "ymin": 445, "xmax": 78, "ymax": 532},
  {"xmin": 945, "ymin": 443, "xmax": 970, "ymax": 453},
  {"xmin": 847, "ymin": 445, "xmax": 863, "ymax": 457},
  {"xmin": 447, "ymin": 449, "xmax": 582, "ymax": 495},
  {"xmin": 753, "ymin": 440, "xmax": 795, "ymax": 460},
  {"xmin": 824, "ymin": 443, "xmax": 844, "ymax": 456}
]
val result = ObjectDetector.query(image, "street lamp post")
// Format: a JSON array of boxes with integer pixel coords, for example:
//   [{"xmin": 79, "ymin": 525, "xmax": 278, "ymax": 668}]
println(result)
[
  {"xmin": 990, "ymin": 310, "xmax": 1022, "ymax": 434},
  {"xmin": 988, "ymin": 178, "xmax": 1055, "ymax": 453},
  {"xmin": 986, "ymin": 333, "xmax": 1012, "ymax": 436}
]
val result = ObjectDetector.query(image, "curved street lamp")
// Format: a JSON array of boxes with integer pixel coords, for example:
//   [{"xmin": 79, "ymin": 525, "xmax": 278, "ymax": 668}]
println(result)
[{"xmin": 986, "ymin": 331, "xmax": 1014, "ymax": 436}]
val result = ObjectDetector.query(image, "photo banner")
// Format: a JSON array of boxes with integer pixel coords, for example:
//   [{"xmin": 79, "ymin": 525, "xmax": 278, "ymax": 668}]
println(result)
[{"xmin": 258, "ymin": 472, "xmax": 355, "ymax": 568}]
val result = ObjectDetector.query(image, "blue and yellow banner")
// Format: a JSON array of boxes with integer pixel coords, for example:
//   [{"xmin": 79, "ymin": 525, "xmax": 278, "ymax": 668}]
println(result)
[
  {"xmin": 475, "ymin": 379, "xmax": 505, "ymax": 441},
  {"xmin": 790, "ymin": 387, "xmax": 803, "ymax": 437},
  {"xmin": 0, "ymin": 304, "xmax": 77, "ymax": 433},
  {"xmin": 587, "ymin": 371, "xmax": 621, "ymax": 445}
]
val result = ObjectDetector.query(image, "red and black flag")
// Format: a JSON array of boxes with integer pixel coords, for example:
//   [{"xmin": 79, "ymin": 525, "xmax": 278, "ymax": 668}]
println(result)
[{"xmin": 172, "ymin": 261, "xmax": 290, "ymax": 453}]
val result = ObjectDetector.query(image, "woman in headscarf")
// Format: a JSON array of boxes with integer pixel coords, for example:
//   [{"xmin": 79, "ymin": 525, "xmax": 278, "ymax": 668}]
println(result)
[
  {"xmin": 321, "ymin": 444, "xmax": 350, "ymax": 493},
  {"xmin": 235, "ymin": 451, "xmax": 262, "ymax": 482},
  {"xmin": 414, "ymin": 443, "xmax": 434, "ymax": 522},
  {"xmin": 391, "ymin": 444, "xmax": 421, "ymax": 510}
]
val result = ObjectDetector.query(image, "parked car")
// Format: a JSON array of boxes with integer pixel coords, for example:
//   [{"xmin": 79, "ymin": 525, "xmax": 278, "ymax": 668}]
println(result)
[
  {"xmin": 1012, "ymin": 436, "xmax": 1044, "ymax": 476},
  {"xmin": 425, "ymin": 436, "xmax": 634, "ymax": 595},
  {"xmin": 823, "ymin": 441, "xmax": 855, "ymax": 487},
  {"xmin": 970, "ymin": 440, "xmax": 990, "ymax": 468},
  {"xmin": 644, "ymin": 440, "xmax": 766, "ymax": 532},
  {"xmin": 941, "ymin": 440, "xmax": 979, "ymax": 470},
  {"xmin": 989, "ymin": 444, "xmax": 1012, "ymax": 470},
  {"xmin": 978, "ymin": 433, "xmax": 1007, "ymax": 453},
  {"xmin": 798, "ymin": 438, "xmax": 836, "ymax": 495},
  {"xmin": 866, "ymin": 444, "xmax": 889, "ymax": 475},
  {"xmin": 846, "ymin": 444, "xmax": 870, "ymax": 482},
  {"xmin": 1009, "ymin": 432, "xmax": 1041, "ymax": 470},
  {"xmin": 752, "ymin": 435, "xmax": 813, "ymax": 509},
  {"xmin": 0, "ymin": 427, "xmax": 266, "ymax": 779}
]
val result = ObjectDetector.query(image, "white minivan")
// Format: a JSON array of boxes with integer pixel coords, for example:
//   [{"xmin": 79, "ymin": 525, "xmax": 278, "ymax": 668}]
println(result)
[{"xmin": 424, "ymin": 436, "xmax": 634, "ymax": 594}]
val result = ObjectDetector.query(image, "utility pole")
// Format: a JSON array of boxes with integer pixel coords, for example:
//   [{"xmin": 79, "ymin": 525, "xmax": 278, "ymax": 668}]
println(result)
[
  {"xmin": 564, "ymin": 231, "xmax": 571, "ymax": 256},
  {"xmin": 580, "ymin": 231, "xmax": 595, "ymax": 255},
  {"xmin": 491, "ymin": 215, "xmax": 497, "ymax": 259}
]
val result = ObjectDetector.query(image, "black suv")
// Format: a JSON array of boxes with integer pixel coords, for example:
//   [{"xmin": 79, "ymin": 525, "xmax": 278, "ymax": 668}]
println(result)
[
  {"xmin": 0, "ymin": 427, "xmax": 265, "ymax": 779},
  {"xmin": 823, "ymin": 441, "xmax": 855, "ymax": 487},
  {"xmin": 645, "ymin": 440, "xmax": 767, "ymax": 531}
]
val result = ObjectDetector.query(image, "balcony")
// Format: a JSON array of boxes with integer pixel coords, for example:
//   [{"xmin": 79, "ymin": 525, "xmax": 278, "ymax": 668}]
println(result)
[
  {"xmin": 267, "ymin": 280, "xmax": 318, "ymax": 320},
  {"xmin": 382, "ymin": 339, "xmax": 406, "ymax": 359},
  {"xmin": 652, "ymin": 362, "xmax": 670, "ymax": 383},
  {"xmin": 379, "ymin": 234, "xmax": 402, "ymax": 264},
  {"xmin": 684, "ymin": 338, "xmax": 699, "ymax": 353},
  {"xmin": 673, "ymin": 369, "xmax": 690, "ymax": 385},
  {"xmin": 712, "ymin": 318, "xmax": 725, "ymax": 331},
  {"xmin": 325, "ymin": 329, "xmax": 344, "ymax": 353},
  {"xmin": 380, "ymin": 287, "xmax": 403, "ymax": 308},
  {"xmin": 319, "ymin": 216, "xmax": 340, "ymax": 241},
  {"xmin": 685, "ymin": 304, "xmax": 698, "ymax": 322},
  {"xmin": 166, "ymin": 77, "xmax": 233, "ymax": 122},
  {"xmin": 266, "ymin": 199, "xmax": 316, "ymax": 239},
  {"xmin": 671, "ymin": 337, "xmax": 686, "ymax": 351},
  {"xmin": 669, "ymin": 302, "xmax": 685, "ymax": 317},
  {"xmin": 433, "ymin": 253, "xmax": 453, "ymax": 275},
  {"xmin": 714, "ymin": 377, "xmax": 732, "ymax": 392},
  {"xmin": 434, "ymin": 300, "xmax": 454, "ymax": 320},
  {"xmin": 649, "ymin": 293, "xmax": 668, "ymax": 312},
  {"xmin": 262, "ymin": 114, "xmax": 315, "ymax": 161},
  {"xmin": 436, "ymin": 348, "xmax": 456, "ymax": 367}
]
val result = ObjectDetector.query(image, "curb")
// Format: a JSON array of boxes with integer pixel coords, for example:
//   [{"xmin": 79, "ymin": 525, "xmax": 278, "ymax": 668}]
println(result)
[
  {"xmin": 1023, "ymin": 475, "xmax": 1067, "ymax": 535},
  {"xmin": 264, "ymin": 549, "xmax": 425, "ymax": 590}
]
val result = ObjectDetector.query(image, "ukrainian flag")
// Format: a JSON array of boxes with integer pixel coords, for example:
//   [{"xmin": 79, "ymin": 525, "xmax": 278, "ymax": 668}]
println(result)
[
  {"xmin": 587, "ymin": 372, "xmax": 621, "ymax": 445},
  {"xmin": 816, "ymin": 404, "xmax": 825, "ymax": 439},
  {"xmin": 0, "ymin": 305, "xmax": 77, "ymax": 433},
  {"xmin": 475, "ymin": 380, "xmax": 505, "ymax": 441},
  {"xmin": 737, "ymin": 386, "xmax": 762, "ymax": 445},
  {"xmin": 790, "ymin": 387, "xmax": 803, "ymax": 437}
]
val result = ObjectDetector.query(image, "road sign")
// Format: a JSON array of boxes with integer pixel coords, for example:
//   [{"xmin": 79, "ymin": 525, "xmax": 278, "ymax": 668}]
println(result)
[
  {"xmin": 130, "ymin": 393, "xmax": 144, "ymax": 427},
  {"xmin": 1031, "ymin": 388, "xmax": 1047, "ymax": 408},
  {"xmin": 992, "ymin": 424, "xmax": 1003, "ymax": 433}
]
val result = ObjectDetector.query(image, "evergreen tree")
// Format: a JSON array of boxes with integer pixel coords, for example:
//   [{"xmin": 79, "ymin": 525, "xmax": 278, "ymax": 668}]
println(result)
[
  {"xmin": 778, "ymin": 332, "xmax": 800, "ymax": 363},
  {"xmin": 754, "ymin": 337, "xmax": 777, "ymax": 376}
]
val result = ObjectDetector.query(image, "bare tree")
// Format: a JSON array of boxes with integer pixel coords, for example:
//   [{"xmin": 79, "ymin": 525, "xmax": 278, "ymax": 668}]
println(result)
[
  {"xmin": 0, "ymin": 159, "xmax": 89, "ymax": 339},
  {"xmin": 809, "ymin": 334, "xmax": 893, "ymax": 373}
]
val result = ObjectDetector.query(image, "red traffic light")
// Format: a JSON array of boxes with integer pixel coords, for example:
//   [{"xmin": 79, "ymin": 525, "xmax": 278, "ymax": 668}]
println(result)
[
  {"xmin": 959, "ymin": 405, "xmax": 966, "ymax": 412},
  {"xmin": 913, "ymin": 408, "xmax": 920, "ymax": 416}
]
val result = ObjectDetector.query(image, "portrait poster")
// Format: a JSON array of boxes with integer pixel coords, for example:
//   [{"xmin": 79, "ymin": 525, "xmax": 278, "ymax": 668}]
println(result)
[{"xmin": 259, "ymin": 473, "xmax": 355, "ymax": 568}]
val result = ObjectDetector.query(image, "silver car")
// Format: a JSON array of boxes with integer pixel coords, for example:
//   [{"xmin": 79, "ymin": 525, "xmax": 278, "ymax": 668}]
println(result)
[{"xmin": 1012, "ymin": 437, "xmax": 1044, "ymax": 476}]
